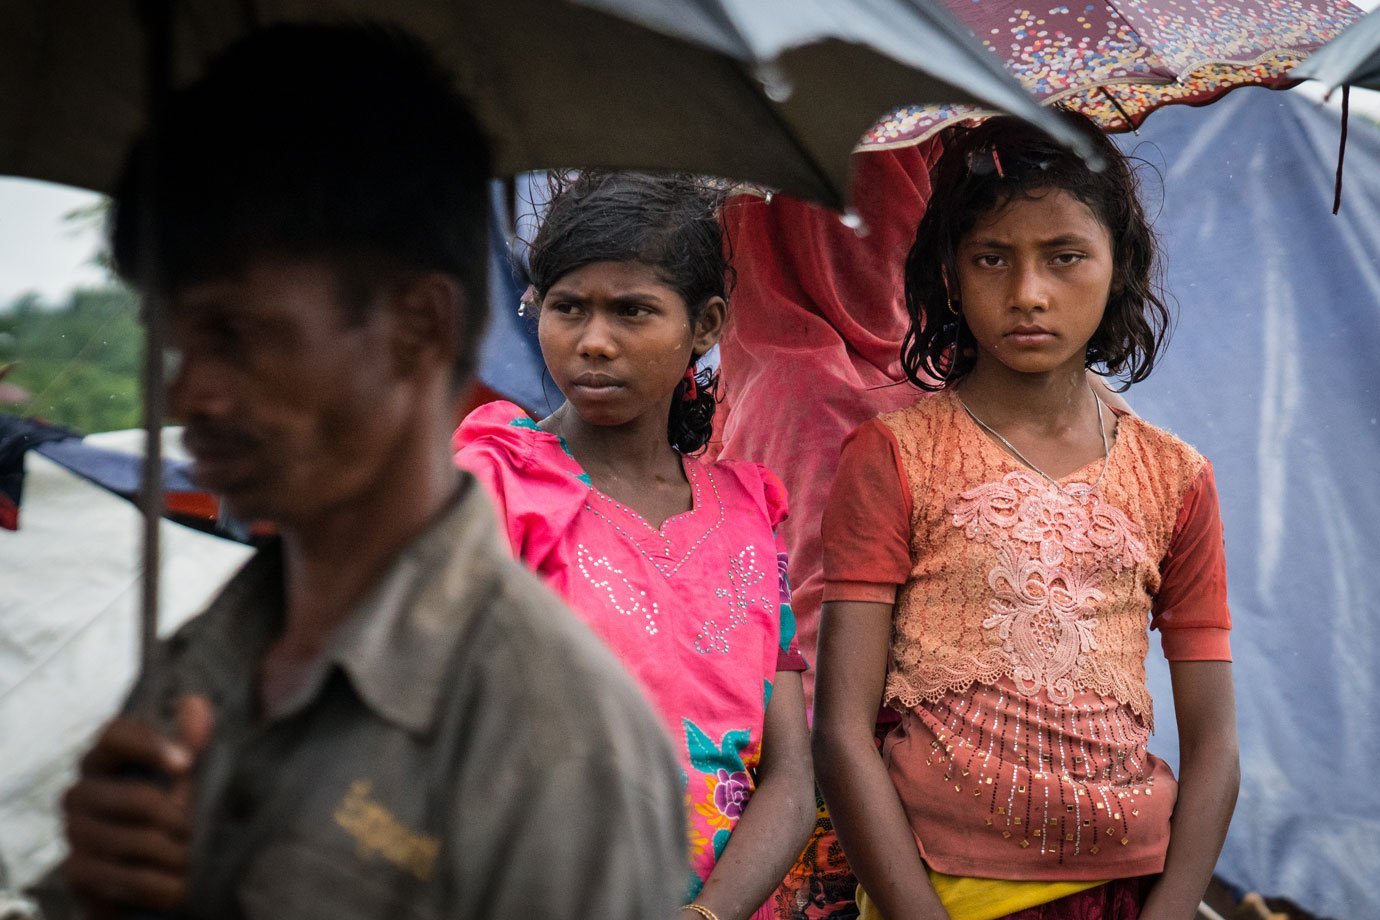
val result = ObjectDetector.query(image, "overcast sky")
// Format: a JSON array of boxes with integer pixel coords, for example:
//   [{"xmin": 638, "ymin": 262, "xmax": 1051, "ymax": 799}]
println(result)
[
  {"xmin": 0, "ymin": 177, "xmax": 107, "ymax": 306},
  {"xmin": 2, "ymin": 3, "xmax": 1377, "ymax": 308}
]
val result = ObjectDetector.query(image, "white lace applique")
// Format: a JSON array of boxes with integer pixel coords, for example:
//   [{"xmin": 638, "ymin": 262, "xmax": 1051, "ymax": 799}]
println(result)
[
  {"xmin": 951, "ymin": 471, "xmax": 1146, "ymax": 703},
  {"xmin": 576, "ymin": 544, "xmax": 659, "ymax": 636},
  {"xmin": 697, "ymin": 544, "xmax": 772, "ymax": 654}
]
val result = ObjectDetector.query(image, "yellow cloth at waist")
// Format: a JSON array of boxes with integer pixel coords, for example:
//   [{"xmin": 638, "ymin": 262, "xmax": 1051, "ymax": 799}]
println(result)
[{"xmin": 857, "ymin": 869, "xmax": 1103, "ymax": 920}]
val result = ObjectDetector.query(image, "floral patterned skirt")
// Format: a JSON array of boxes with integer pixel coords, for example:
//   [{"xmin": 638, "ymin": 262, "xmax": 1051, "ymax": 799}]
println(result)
[
  {"xmin": 999, "ymin": 876, "xmax": 1150, "ymax": 920},
  {"xmin": 765, "ymin": 787, "xmax": 861, "ymax": 919}
]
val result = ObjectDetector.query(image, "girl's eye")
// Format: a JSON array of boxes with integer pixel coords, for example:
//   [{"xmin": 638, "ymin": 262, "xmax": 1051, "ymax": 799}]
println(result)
[
  {"xmin": 550, "ymin": 301, "xmax": 581, "ymax": 315},
  {"xmin": 1052, "ymin": 252, "xmax": 1085, "ymax": 266},
  {"xmin": 619, "ymin": 305, "xmax": 653, "ymax": 318},
  {"xmin": 974, "ymin": 254, "xmax": 1004, "ymax": 268}
]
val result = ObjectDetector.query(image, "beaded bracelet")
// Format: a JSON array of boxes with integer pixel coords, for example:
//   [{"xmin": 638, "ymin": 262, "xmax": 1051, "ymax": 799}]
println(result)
[{"xmin": 681, "ymin": 904, "xmax": 721, "ymax": 920}]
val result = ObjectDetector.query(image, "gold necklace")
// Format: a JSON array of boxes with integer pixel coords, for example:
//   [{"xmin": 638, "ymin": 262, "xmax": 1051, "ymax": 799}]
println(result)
[{"xmin": 956, "ymin": 385, "xmax": 1111, "ymax": 490}]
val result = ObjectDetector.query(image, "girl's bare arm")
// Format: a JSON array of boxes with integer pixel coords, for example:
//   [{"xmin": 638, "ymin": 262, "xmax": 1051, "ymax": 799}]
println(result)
[
  {"xmin": 812, "ymin": 600, "xmax": 951, "ymax": 920},
  {"xmin": 691, "ymin": 669, "xmax": 815, "ymax": 920},
  {"xmin": 1141, "ymin": 660, "xmax": 1239, "ymax": 920}
]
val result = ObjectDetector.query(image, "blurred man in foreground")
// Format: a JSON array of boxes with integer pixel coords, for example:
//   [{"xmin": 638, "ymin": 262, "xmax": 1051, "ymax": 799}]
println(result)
[{"xmin": 56, "ymin": 23, "xmax": 685, "ymax": 920}]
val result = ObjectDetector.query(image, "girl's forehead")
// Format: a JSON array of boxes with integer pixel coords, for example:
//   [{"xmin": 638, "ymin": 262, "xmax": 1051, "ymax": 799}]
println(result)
[
  {"xmin": 548, "ymin": 259, "xmax": 677, "ymax": 294},
  {"xmin": 961, "ymin": 187, "xmax": 1108, "ymax": 243}
]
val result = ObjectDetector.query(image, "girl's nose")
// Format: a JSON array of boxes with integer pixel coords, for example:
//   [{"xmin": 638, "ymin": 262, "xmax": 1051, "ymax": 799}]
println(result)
[
  {"xmin": 577, "ymin": 314, "xmax": 618, "ymax": 358},
  {"xmin": 1009, "ymin": 263, "xmax": 1050, "ymax": 311}
]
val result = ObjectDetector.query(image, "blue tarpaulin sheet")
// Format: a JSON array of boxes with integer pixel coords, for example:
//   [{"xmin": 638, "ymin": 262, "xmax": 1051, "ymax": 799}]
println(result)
[{"xmin": 1125, "ymin": 88, "xmax": 1380, "ymax": 920}]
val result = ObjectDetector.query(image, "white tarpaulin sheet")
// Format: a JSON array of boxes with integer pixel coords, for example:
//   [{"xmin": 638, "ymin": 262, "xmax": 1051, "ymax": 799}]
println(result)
[{"xmin": 0, "ymin": 429, "xmax": 250, "ymax": 890}]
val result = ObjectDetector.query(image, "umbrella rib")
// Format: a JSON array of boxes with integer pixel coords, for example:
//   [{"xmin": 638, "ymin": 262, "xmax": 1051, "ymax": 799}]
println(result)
[{"xmin": 1098, "ymin": 86, "xmax": 1139, "ymax": 133}]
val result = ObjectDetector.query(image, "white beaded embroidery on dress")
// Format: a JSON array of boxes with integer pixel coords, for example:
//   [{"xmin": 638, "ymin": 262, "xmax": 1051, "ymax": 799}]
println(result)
[
  {"xmin": 697, "ymin": 545, "xmax": 773, "ymax": 654},
  {"xmin": 575, "ymin": 544, "xmax": 661, "ymax": 636}
]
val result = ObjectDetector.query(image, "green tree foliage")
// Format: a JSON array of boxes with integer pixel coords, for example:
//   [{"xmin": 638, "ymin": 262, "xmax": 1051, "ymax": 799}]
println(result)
[{"xmin": 0, "ymin": 286, "xmax": 143, "ymax": 433}]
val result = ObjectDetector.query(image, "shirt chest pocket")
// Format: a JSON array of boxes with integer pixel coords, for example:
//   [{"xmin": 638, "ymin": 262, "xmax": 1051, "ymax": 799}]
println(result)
[
  {"xmin": 228, "ymin": 770, "xmax": 447, "ymax": 920},
  {"xmin": 237, "ymin": 831, "xmax": 443, "ymax": 920}
]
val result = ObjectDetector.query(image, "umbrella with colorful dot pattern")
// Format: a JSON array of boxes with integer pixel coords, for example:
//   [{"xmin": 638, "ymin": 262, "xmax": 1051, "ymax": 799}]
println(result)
[{"xmin": 857, "ymin": 0, "xmax": 1363, "ymax": 150}]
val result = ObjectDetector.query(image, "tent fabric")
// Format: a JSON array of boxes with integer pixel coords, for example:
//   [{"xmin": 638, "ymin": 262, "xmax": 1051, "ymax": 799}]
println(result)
[
  {"xmin": 1124, "ymin": 88, "xmax": 1380, "ymax": 920},
  {"xmin": 0, "ymin": 428, "xmax": 252, "ymax": 890},
  {"xmin": 476, "ymin": 182, "xmax": 548, "ymax": 413},
  {"xmin": 0, "ymin": 415, "xmax": 240, "ymax": 539},
  {"xmin": 0, "ymin": 416, "xmax": 77, "ymax": 530}
]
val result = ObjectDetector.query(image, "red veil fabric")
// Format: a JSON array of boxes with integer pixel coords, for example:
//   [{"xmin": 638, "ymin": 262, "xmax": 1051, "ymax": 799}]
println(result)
[
  {"xmin": 711, "ymin": 143, "xmax": 942, "ymax": 920},
  {"xmin": 711, "ymin": 141, "xmax": 941, "ymax": 709}
]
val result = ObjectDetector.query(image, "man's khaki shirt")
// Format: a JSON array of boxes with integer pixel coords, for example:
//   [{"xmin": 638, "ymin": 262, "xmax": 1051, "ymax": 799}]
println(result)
[{"xmin": 132, "ymin": 479, "xmax": 685, "ymax": 920}]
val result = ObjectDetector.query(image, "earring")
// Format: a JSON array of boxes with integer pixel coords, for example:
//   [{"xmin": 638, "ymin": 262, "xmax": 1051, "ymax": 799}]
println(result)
[
  {"xmin": 941, "ymin": 271, "xmax": 959, "ymax": 316},
  {"xmin": 945, "ymin": 313, "xmax": 964, "ymax": 380},
  {"xmin": 517, "ymin": 284, "xmax": 537, "ymax": 317},
  {"xmin": 682, "ymin": 364, "xmax": 699, "ymax": 401}
]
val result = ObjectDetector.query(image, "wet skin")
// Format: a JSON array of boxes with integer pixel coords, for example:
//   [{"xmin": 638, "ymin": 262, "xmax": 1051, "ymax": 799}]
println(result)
[
  {"xmin": 952, "ymin": 187, "xmax": 1119, "ymax": 480},
  {"xmin": 538, "ymin": 261, "xmax": 718, "ymax": 428},
  {"xmin": 955, "ymin": 186, "xmax": 1115, "ymax": 381},
  {"xmin": 536, "ymin": 260, "xmax": 723, "ymax": 527}
]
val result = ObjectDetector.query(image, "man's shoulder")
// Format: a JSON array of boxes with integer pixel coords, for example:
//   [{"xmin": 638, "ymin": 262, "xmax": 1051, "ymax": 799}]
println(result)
[{"xmin": 448, "ymin": 557, "xmax": 674, "ymax": 758}]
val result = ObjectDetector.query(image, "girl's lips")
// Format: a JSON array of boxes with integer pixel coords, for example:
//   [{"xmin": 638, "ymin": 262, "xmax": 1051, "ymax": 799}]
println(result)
[
  {"xmin": 1005, "ymin": 328, "xmax": 1055, "ymax": 346},
  {"xmin": 571, "ymin": 373, "xmax": 624, "ymax": 390}
]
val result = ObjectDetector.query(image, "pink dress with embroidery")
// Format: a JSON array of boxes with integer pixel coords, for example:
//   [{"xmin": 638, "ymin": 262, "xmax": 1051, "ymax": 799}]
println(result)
[
  {"xmin": 822, "ymin": 391, "xmax": 1231, "ymax": 882},
  {"xmin": 454, "ymin": 401, "xmax": 807, "ymax": 904}
]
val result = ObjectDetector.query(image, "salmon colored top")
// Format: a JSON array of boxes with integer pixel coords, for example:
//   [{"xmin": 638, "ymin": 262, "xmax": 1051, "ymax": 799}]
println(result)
[{"xmin": 822, "ymin": 391, "xmax": 1231, "ymax": 881}]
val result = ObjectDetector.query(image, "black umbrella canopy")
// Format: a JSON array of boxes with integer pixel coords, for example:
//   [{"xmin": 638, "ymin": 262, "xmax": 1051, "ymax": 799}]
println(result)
[
  {"xmin": 1292, "ymin": 4, "xmax": 1380, "ymax": 90},
  {"xmin": 0, "ymin": 0, "xmax": 1091, "ymax": 669},
  {"xmin": 0, "ymin": 0, "xmax": 1091, "ymax": 209}
]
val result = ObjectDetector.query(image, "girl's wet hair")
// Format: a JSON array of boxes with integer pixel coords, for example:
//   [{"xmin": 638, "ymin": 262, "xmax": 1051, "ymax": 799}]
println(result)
[
  {"xmin": 901, "ymin": 108, "xmax": 1171, "ymax": 390},
  {"xmin": 528, "ymin": 171, "xmax": 730, "ymax": 453}
]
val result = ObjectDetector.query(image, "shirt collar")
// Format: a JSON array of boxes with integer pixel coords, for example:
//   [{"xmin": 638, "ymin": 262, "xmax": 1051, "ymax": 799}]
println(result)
[
  {"xmin": 327, "ymin": 476, "xmax": 505, "ymax": 735},
  {"xmin": 177, "ymin": 474, "xmax": 508, "ymax": 737}
]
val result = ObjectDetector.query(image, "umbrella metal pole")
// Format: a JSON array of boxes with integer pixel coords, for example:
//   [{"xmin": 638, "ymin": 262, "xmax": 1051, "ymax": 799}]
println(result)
[
  {"xmin": 128, "ymin": 6, "xmax": 176, "ymax": 920},
  {"xmin": 137, "ymin": 0, "xmax": 173, "ymax": 684}
]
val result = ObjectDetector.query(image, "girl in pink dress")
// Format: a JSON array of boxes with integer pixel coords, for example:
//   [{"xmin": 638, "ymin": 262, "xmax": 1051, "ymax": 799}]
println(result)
[
  {"xmin": 454, "ymin": 173, "xmax": 815, "ymax": 920},
  {"xmin": 813, "ymin": 112, "xmax": 1238, "ymax": 920}
]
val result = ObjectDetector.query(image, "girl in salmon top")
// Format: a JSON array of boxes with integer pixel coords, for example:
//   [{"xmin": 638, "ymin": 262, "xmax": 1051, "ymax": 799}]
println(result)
[
  {"xmin": 813, "ymin": 112, "xmax": 1238, "ymax": 920},
  {"xmin": 454, "ymin": 173, "xmax": 814, "ymax": 920}
]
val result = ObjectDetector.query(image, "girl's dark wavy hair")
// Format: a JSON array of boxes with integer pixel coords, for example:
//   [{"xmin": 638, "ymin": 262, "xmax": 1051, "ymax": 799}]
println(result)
[
  {"xmin": 527, "ymin": 171, "xmax": 730, "ymax": 453},
  {"xmin": 902, "ymin": 108, "xmax": 1171, "ymax": 391}
]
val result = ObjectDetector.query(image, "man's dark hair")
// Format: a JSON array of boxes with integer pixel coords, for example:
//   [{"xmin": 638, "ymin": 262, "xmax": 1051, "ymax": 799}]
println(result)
[
  {"xmin": 902, "ymin": 108, "xmax": 1171, "ymax": 391},
  {"xmin": 527, "ymin": 171, "xmax": 730, "ymax": 454},
  {"xmin": 110, "ymin": 22, "xmax": 491, "ymax": 384}
]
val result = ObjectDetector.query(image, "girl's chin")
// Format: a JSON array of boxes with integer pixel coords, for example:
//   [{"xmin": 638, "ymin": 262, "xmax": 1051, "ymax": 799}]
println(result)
[
  {"xmin": 975, "ymin": 349, "xmax": 1087, "ymax": 378},
  {"xmin": 563, "ymin": 400, "xmax": 641, "ymax": 429}
]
